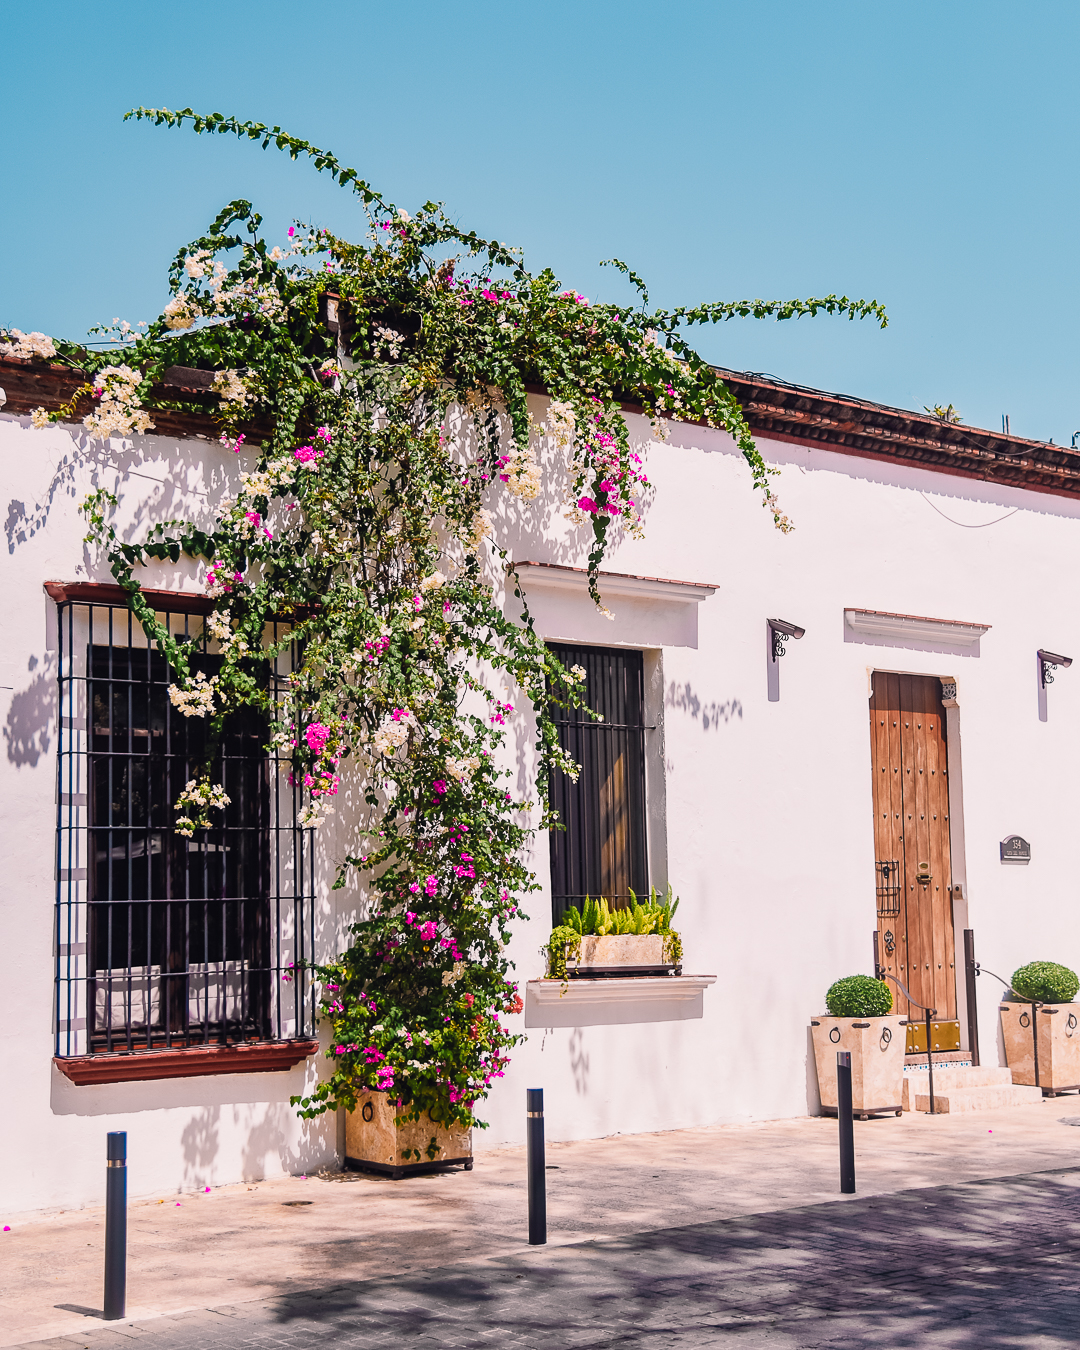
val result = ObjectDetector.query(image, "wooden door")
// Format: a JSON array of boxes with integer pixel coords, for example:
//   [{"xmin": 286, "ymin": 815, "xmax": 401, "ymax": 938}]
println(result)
[{"xmin": 869, "ymin": 673, "xmax": 956, "ymax": 1020}]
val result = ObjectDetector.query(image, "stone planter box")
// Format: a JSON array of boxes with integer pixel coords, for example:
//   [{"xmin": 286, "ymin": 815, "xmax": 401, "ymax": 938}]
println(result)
[
  {"xmin": 565, "ymin": 933, "xmax": 676, "ymax": 976},
  {"xmin": 344, "ymin": 1091, "xmax": 472, "ymax": 1179},
  {"xmin": 1000, "ymin": 1001, "xmax": 1080, "ymax": 1094},
  {"xmin": 811, "ymin": 1015, "xmax": 905, "ymax": 1118}
]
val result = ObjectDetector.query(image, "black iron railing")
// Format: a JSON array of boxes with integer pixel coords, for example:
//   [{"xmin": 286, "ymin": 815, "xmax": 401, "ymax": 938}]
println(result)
[{"xmin": 970, "ymin": 958, "xmax": 1050, "ymax": 1091}]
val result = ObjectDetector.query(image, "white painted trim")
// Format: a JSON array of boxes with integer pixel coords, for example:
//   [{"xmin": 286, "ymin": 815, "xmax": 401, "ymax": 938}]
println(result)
[
  {"xmin": 524, "ymin": 975, "xmax": 716, "ymax": 1028},
  {"xmin": 844, "ymin": 609, "xmax": 990, "ymax": 647},
  {"xmin": 512, "ymin": 562, "xmax": 717, "ymax": 604}
]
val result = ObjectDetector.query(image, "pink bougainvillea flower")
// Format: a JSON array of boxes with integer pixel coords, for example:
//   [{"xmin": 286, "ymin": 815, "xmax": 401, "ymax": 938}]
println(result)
[{"xmin": 305, "ymin": 722, "xmax": 331, "ymax": 753}]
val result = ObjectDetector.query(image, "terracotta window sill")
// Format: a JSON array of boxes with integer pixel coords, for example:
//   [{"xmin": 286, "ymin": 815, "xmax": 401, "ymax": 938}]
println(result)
[{"xmin": 53, "ymin": 1040, "xmax": 319, "ymax": 1086}]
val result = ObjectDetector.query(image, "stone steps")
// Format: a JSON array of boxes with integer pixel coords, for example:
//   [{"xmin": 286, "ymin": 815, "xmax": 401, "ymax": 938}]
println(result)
[
  {"xmin": 901, "ymin": 1063, "xmax": 1045, "ymax": 1113},
  {"xmin": 909, "ymin": 1066, "xmax": 1013, "ymax": 1090},
  {"xmin": 901, "ymin": 1063, "xmax": 1047, "ymax": 1117},
  {"xmin": 913, "ymin": 1083, "xmax": 1044, "ymax": 1113}
]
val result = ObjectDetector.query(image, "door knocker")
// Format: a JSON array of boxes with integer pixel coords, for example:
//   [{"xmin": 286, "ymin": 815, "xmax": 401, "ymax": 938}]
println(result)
[{"xmin": 883, "ymin": 930, "xmax": 896, "ymax": 956}]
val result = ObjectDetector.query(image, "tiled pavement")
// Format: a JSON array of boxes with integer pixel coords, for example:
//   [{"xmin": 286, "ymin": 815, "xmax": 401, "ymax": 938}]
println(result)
[{"xmin": 22, "ymin": 1167, "xmax": 1080, "ymax": 1349}]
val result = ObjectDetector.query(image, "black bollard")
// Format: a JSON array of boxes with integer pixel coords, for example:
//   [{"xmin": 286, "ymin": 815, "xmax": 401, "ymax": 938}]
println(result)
[
  {"xmin": 837, "ymin": 1052, "xmax": 855, "ymax": 1194},
  {"xmin": 103, "ymin": 1131, "xmax": 127, "ymax": 1320},
  {"xmin": 526, "ymin": 1088, "xmax": 547, "ymax": 1245}
]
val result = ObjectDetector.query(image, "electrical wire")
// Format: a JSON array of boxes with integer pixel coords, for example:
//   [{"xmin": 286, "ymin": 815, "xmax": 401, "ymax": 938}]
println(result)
[{"xmin": 919, "ymin": 492, "xmax": 1020, "ymax": 528}]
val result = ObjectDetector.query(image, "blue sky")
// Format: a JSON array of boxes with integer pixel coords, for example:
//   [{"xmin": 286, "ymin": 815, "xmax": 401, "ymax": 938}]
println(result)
[{"xmin": 5, "ymin": 1, "xmax": 1080, "ymax": 443}]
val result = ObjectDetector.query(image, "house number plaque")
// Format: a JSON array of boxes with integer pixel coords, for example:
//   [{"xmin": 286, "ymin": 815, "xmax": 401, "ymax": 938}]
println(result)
[{"xmin": 1000, "ymin": 835, "xmax": 1031, "ymax": 865}]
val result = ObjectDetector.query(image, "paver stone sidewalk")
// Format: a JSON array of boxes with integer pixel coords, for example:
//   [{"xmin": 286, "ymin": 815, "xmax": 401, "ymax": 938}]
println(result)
[{"xmin": 5, "ymin": 1104, "xmax": 1080, "ymax": 1346}]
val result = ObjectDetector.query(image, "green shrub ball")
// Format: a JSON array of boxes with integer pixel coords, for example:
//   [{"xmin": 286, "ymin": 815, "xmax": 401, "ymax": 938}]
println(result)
[
  {"xmin": 1010, "ymin": 961, "xmax": 1080, "ymax": 1004},
  {"xmin": 825, "ymin": 975, "xmax": 893, "ymax": 1018}
]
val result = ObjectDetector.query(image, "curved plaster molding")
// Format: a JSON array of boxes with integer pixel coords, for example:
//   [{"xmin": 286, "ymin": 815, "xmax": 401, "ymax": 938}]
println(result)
[
  {"xmin": 844, "ymin": 608, "xmax": 990, "ymax": 648},
  {"xmin": 511, "ymin": 561, "xmax": 718, "ymax": 604},
  {"xmin": 524, "ymin": 974, "xmax": 716, "ymax": 1028}
]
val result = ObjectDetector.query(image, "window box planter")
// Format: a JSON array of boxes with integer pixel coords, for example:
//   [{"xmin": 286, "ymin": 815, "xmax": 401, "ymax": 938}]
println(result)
[
  {"xmin": 1000, "ymin": 1002, "xmax": 1080, "ymax": 1094},
  {"xmin": 344, "ymin": 1091, "xmax": 473, "ymax": 1179},
  {"xmin": 567, "ymin": 933, "xmax": 677, "ymax": 977},
  {"xmin": 810, "ymin": 1015, "xmax": 905, "ymax": 1118}
]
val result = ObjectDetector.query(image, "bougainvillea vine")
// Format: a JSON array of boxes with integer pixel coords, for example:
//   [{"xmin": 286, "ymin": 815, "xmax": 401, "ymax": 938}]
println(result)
[{"xmin": 7, "ymin": 108, "xmax": 886, "ymax": 1131}]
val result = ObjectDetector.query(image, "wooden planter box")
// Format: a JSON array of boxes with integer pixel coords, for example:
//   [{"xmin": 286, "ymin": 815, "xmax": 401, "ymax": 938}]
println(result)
[
  {"xmin": 344, "ymin": 1091, "xmax": 472, "ymax": 1179},
  {"xmin": 565, "ymin": 933, "xmax": 676, "ymax": 977},
  {"xmin": 1000, "ymin": 1002, "xmax": 1080, "ymax": 1094},
  {"xmin": 811, "ymin": 1015, "xmax": 905, "ymax": 1118}
]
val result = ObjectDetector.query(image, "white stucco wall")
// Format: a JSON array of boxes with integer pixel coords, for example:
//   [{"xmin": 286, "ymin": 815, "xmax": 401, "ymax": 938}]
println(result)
[{"xmin": 3, "ymin": 398, "xmax": 1079, "ymax": 1213}]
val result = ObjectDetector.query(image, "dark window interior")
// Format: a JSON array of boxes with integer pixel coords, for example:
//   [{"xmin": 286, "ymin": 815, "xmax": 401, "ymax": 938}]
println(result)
[
  {"xmin": 547, "ymin": 643, "xmax": 649, "ymax": 925},
  {"xmin": 87, "ymin": 644, "xmax": 272, "ymax": 1050}
]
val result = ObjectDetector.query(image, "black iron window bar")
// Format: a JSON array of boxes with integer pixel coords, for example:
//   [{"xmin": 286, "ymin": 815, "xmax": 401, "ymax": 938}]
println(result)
[
  {"xmin": 54, "ymin": 597, "xmax": 316, "ymax": 1059},
  {"xmin": 875, "ymin": 859, "xmax": 901, "ymax": 918}
]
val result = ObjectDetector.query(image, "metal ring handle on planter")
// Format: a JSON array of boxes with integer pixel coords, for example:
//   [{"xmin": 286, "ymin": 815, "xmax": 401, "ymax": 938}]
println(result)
[
  {"xmin": 880, "ymin": 1025, "xmax": 893, "ymax": 1051},
  {"xmin": 829, "ymin": 1026, "xmax": 841, "ymax": 1043}
]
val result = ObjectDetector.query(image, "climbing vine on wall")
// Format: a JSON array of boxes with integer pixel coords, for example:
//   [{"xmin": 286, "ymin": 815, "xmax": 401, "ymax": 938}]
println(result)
[{"xmin": 7, "ymin": 108, "xmax": 886, "ymax": 1129}]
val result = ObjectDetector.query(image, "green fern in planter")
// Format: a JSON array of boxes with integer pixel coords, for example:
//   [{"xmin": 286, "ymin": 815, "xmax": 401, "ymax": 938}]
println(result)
[
  {"xmin": 825, "ymin": 975, "xmax": 893, "ymax": 1018},
  {"xmin": 1010, "ymin": 961, "xmax": 1079, "ymax": 1004},
  {"xmin": 546, "ymin": 886, "xmax": 682, "ymax": 978}
]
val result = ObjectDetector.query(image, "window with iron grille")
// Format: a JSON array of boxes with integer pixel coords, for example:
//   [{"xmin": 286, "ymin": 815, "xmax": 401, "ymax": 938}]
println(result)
[
  {"xmin": 53, "ymin": 591, "xmax": 315, "ymax": 1059},
  {"xmin": 547, "ymin": 643, "xmax": 649, "ymax": 926}
]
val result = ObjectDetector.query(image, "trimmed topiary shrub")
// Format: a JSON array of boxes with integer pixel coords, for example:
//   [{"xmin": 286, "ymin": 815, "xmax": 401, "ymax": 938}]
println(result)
[
  {"xmin": 1010, "ymin": 961, "xmax": 1080, "ymax": 1004},
  {"xmin": 825, "ymin": 975, "xmax": 893, "ymax": 1018}
]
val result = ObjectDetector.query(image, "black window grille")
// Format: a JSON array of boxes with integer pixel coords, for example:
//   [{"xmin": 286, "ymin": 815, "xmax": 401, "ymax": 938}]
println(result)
[
  {"xmin": 547, "ymin": 643, "xmax": 649, "ymax": 925},
  {"xmin": 54, "ymin": 595, "xmax": 315, "ymax": 1058}
]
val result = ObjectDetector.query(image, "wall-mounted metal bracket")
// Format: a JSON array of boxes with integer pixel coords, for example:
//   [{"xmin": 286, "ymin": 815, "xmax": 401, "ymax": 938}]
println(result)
[
  {"xmin": 1037, "ymin": 649, "xmax": 1072, "ymax": 721},
  {"xmin": 766, "ymin": 618, "xmax": 805, "ymax": 702}
]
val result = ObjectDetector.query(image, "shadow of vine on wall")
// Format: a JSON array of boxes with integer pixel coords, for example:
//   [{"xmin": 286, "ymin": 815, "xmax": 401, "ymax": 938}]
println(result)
[
  {"xmin": 4, "ymin": 445, "xmax": 80, "ymax": 554},
  {"xmin": 4, "ymin": 655, "xmax": 55, "ymax": 767},
  {"xmin": 666, "ymin": 681, "xmax": 742, "ymax": 731}
]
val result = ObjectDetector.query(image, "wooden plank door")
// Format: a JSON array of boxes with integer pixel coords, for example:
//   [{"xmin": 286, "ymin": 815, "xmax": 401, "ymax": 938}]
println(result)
[{"xmin": 869, "ymin": 673, "xmax": 956, "ymax": 1020}]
